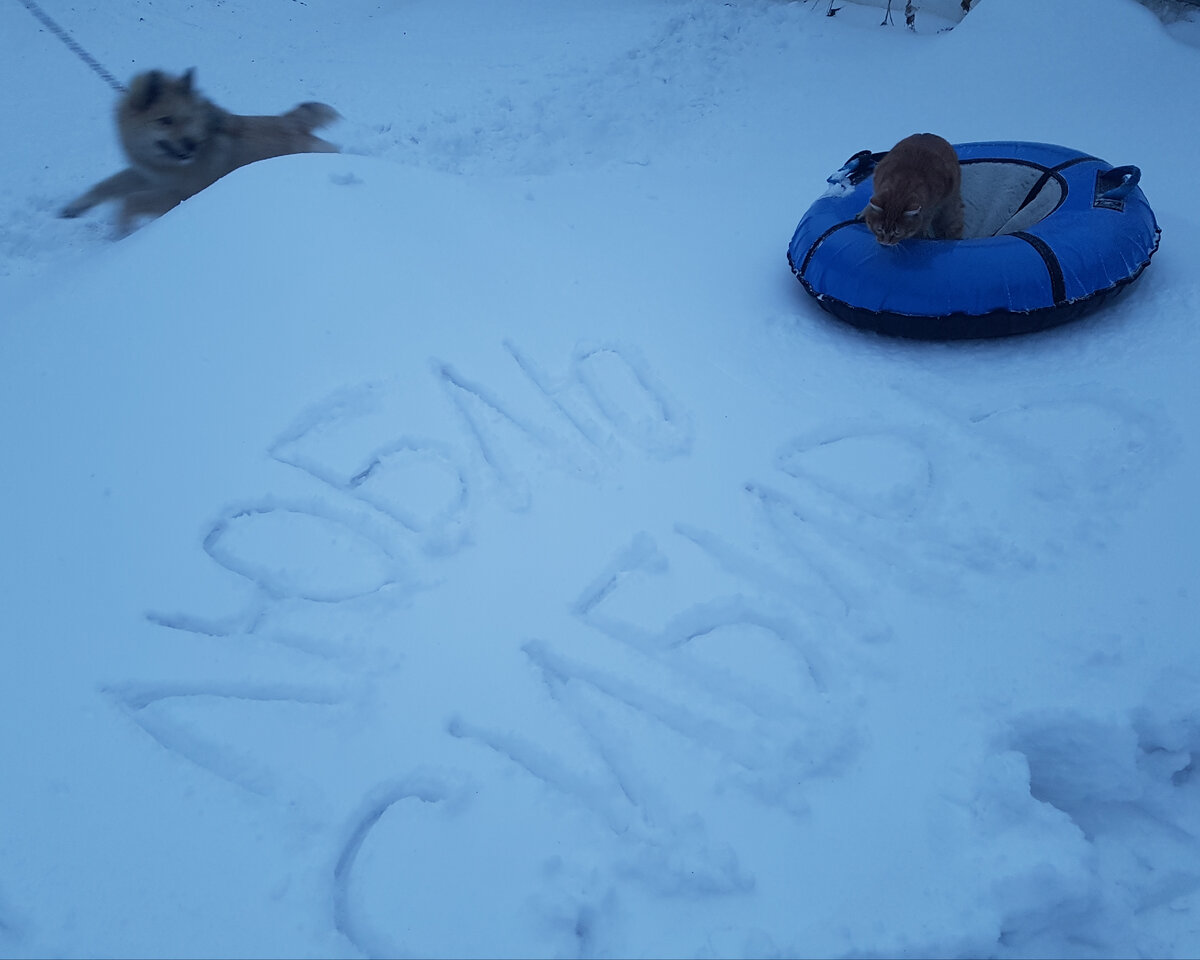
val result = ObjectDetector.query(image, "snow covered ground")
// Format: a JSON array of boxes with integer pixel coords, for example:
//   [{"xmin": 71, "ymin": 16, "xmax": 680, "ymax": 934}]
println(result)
[{"xmin": 2, "ymin": 0, "xmax": 1200, "ymax": 957}]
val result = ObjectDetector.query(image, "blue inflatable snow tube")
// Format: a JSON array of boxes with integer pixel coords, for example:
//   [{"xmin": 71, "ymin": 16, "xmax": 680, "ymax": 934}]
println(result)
[{"xmin": 787, "ymin": 141, "xmax": 1161, "ymax": 339}]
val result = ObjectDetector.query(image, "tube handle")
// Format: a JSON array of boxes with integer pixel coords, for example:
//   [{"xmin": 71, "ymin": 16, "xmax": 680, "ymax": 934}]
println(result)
[{"xmin": 1094, "ymin": 165, "xmax": 1141, "ymax": 208}]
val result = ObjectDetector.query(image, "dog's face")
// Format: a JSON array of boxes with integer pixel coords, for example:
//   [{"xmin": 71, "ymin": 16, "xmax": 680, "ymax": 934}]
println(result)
[{"xmin": 118, "ymin": 68, "xmax": 217, "ymax": 169}]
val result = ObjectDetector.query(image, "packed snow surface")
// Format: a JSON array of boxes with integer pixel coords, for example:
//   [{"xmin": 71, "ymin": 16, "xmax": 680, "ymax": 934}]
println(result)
[{"xmin": 2, "ymin": 0, "xmax": 1200, "ymax": 957}]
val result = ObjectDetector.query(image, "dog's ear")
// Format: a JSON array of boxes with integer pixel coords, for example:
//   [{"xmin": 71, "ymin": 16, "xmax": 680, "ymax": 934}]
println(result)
[
  {"xmin": 126, "ymin": 70, "xmax": 166, "ymax": 111},
  {"xmin": 179, "ymin": 68, "xmax": 196, "ymax": 95}
]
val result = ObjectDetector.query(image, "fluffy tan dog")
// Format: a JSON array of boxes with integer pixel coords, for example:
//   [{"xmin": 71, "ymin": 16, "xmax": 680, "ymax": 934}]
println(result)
[{"xmin": 61, "ymin": 68, "xmax": 339, "ymax": 232}]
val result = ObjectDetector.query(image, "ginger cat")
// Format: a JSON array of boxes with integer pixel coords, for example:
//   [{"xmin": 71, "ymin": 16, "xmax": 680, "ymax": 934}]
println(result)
[{"xmin": 861, "ymin": 133, "xmax": 964, "ymax": 245}]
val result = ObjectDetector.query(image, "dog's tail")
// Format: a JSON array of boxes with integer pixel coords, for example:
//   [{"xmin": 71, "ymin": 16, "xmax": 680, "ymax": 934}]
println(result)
[{"xmin": 285, "ymin": 101, "xmax": 341, "ymax": 132}]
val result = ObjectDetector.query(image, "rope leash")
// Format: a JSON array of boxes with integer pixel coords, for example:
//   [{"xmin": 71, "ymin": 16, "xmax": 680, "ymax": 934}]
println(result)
[{"xmin": 14, "ymin": 0, "xmax": 125, "ymax": 92}]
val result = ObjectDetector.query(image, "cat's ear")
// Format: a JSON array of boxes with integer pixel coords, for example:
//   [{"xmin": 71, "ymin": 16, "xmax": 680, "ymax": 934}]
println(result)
[
  {"xmin": 867, "ymin": 200, "xmax": 883, "ymax": 212},
  {"xmin": 904, "ymin": 207, "xmax": 922, "ymax": 217}
]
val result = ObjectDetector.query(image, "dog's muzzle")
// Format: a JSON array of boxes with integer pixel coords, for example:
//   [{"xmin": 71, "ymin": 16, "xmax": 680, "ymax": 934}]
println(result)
[{"xmin": 157, "ymin": 139, "xmax": 197, "ymax": 163}]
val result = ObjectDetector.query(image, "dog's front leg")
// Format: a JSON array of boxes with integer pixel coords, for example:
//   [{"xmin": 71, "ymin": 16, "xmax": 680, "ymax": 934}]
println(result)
[
  {"xmin": 116, "ymin": 188, "xmax": 185, "ymax": 235},
  {"xmin": 60, "ymin": 169, "xmax": 150, "ymax": 219}
]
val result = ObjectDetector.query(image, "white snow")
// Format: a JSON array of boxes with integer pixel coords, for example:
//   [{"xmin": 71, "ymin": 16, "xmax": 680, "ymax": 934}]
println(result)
[{"xmin": 2, "ymin": 0, "xmax": 1200, "ymax": 957}]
